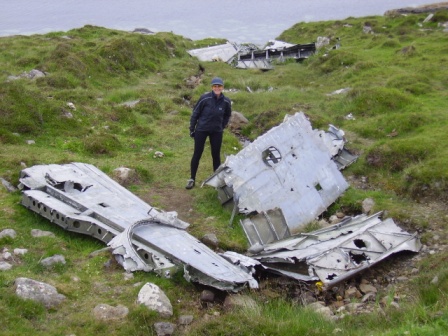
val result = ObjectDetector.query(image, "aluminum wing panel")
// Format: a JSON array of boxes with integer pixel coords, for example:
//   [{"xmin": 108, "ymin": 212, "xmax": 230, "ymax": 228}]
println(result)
[
  {"xmin": 19, "ymin": 163, "xmax": 256, "ymax": 292},
  {"xmin": 187, "ymin": 42, "xmax": 238, "ymax": 62}
]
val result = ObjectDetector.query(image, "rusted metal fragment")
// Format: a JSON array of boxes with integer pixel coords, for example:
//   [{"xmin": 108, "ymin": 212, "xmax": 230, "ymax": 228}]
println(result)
[
  {"xmin": 204, "ymin": 112, "xmax": 357, "ymax": 247},
  {"xmin": 19, "ymin": 162, "xmax": 257, "ymax": 292}
]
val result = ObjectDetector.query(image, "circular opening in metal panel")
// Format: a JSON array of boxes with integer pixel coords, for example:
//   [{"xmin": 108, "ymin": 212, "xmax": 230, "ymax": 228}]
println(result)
[{"xmin": 262, "ymin": 146, "xmax": 282, "ymax": 167}]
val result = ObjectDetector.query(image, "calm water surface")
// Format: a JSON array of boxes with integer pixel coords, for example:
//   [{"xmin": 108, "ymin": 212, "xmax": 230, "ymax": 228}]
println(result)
[{"xmin": 0, "ymin": 0, "xmax": 441, "ymax": 45}]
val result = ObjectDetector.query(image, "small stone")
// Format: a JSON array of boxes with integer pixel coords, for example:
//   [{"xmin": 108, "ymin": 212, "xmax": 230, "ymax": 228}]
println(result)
[
  {"xmin": 154, "ymin": 322, "xmax": 175, "ymax": 336},
  {"xmin": 178, "ymin": 315, "xmax": 194, "ymax": 325},
  {"xmin": 40, "ymin": 255, "xmax": 66, "ymax": 267},
  {"xmin": 359, "ymin": 283, "xmax": 377, "ymax": 294},
  {"xmin": 200, "ymin": 289, "xmax": 215, "ymax": 303},
  {"xmin": 0, "ymin": 229, "xmax": 16, "ymax": 239},
  {"xmin": 123, "ymin": 272, "xmax": 134, "ymax": 281},
  {"xmin": 2, "ymin": 252, "xmax": 12, "ymax": 260},
  {"xmin": 14, "ymin": 248, "xmax": 28, "ymax": 256},
  {"xmin": 201, "ymin": 233, "xmax": 219, "ymax": 248},
  {"xmin": 31, "ymin": 229, "xmax": 55, "ymax": 238},
  {"xmin": 0, "ymin": 261, "xmax": 13, "ymax": 271},
  {"xmin": 93, "ymin": 304, "xmax": 129, "ymax": 321}
]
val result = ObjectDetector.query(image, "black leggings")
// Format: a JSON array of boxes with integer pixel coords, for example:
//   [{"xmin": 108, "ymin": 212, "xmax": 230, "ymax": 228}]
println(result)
[{"xmin": 190, "ymin": 131, "xmax": 223, "ymax": 180}]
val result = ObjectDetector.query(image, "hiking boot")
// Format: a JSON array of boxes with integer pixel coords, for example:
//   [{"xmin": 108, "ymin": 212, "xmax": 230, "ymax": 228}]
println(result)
[{"xmin": 185, "ymin": 179, "xmax": 195, "ymax": 189}]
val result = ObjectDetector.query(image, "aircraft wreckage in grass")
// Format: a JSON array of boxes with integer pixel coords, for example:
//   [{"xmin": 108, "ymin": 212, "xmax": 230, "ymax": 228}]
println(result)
[
  {"xmin": 187, "ymin": 40, "xmax": 316, "ymax": 70},
  {"xmin": 18, "ymin": 112, "xmax": 421, "ymax": 292}
]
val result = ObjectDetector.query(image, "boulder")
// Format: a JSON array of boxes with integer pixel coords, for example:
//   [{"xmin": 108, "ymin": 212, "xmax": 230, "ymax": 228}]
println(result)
[
  {"xmin": 137, "ymin": 283, "xmax": 173, "ymax": 317},
  {"xmin": 14, "ymin": 277, "xmax": 66, "ymax": 309}
]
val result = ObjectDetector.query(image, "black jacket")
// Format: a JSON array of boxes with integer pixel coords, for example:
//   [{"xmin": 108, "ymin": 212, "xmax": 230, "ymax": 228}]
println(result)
[{"xmin": 189, "ymin": 91, "xmax": 231, "ymax": 133}]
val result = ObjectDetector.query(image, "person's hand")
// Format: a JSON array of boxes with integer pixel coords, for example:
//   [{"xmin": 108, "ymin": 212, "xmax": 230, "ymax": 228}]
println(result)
[{"xmin": 190, "ymin": 131, "xmax": 195, "ymax": 138}]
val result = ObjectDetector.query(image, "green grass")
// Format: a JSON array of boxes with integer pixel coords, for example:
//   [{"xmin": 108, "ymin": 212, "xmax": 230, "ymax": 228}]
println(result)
[{"xmin": 1, "ymin": 10, "xmax": 448, "ymax": 336}]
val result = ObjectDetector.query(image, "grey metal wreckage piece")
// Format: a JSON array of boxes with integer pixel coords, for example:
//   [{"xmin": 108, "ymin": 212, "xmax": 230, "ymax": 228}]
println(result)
[
  {"xmin": 18, "ymin": 162, "xmax": 257, "ymax": 292},
  {"xmin": 204, "ymin": 112, "xmax": 420, "ymax": 286},
  {"xmin": 17, "ymin": 113, "xmax": 421, "ymax": 291},
  {"xmin": 204, "ymin": 112, "xmax": 356, "ymax": 247},
  {"xmin": 186, "ymin": 40, "xmax": 315, "ymax": 70}
]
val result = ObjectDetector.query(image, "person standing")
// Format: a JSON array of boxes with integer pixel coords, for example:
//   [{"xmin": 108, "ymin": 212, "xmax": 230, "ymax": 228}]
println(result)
[{"xmin": 186, "ymin": 77, "xmax": 231, "ymax": 189}]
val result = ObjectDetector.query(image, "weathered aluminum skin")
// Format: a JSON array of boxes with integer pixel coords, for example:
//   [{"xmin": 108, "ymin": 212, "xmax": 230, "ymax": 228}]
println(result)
[
  {"xmin": 204, "ymin": 112, "xmax": 354, "ymax": 247},
  {"xmin": 248, "ymin": 212, "xmax": 422, "ymax": 288},
  {"xmin": 19, "ymin": 162, "xmax": 256, "ymax": 292},
  {"xmin": 235, "ymin": 42, "xmax": 316, "ymax": 69},
  {"xmin": 187, "ymin": 42, "xmax": 239, "ymax": 62}
]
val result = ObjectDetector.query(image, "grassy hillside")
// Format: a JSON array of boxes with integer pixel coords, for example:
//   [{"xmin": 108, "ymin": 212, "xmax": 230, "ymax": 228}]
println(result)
[{"xmin": 0, "ymin": 10, "xmax": 447, "ymax": 336}]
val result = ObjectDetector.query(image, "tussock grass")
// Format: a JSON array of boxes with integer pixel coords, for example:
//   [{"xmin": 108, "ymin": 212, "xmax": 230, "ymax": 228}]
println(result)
[{"xmin": 1, "ymin": 10, "xmax": 448, "ymax": 336}]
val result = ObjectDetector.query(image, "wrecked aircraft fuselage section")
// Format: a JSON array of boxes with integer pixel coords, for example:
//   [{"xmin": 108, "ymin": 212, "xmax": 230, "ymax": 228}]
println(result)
[
  {"xmin": 205, "ymin": 112, "xmax": 355, "ymax": 247},
  {"xmin": 205, "ymin": 112, "xmax": 421, "ymax": 287},
  {"xmin": 18, "ymin": 113, "xmax": 421, "ymax": 292},
  {"xmin": 19, "ymin": 163, "xmax": 257, "ymax": 292},
  {"xmin": 186, "ymin": 40, "xmax": 316, "ymax": 70},
  {"xmin": 241, "ymin": 212, "xmax": 422, "ymax": 288}
]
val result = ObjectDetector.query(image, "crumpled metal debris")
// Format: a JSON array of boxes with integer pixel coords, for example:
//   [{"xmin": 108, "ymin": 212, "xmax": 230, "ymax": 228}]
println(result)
[
  {"xmin": 17, "ymin": 112, "xmax": 421, "ymax": 292},
  {"xmin": 19, "ymin": 162, "xmax": 256, "ymax": 292},
  {"xmin": 203, "ymin": 112, "xmax": 420, "ymax": 287},
  {"xmin": 219, "ymin": 212, "xmax": 421, "ymax": 288},
  {"xmin": 204, "ymin": 112, "xmax": 357, "ymax": 247},
  {"xmin": 187, "ymin": 41, "xmax": 239, "ymax": 62}
]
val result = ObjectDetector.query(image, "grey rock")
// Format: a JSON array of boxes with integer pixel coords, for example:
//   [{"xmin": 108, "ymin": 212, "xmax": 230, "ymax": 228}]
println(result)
[
  {"xmin": 14, "ymin": 248, "xmax": 28, "ymax": 255},
  {"xmin": 112, "ymin": 167, "xmax": 137, "ymax": 185},
  {"xmin": 133, "ymin": 28, "xmax": 154, "ymax": 34},
  {"xmin": 361, "ymin": 292, "xmax": 377, "ymax": 303},
  {"xmin": 31, "ymin": 229, "xmax": 55, "ymax": 238},
  {"xmin": 316, "ymin": 36, "xmax": 330, "ymax": 49},
  {"xmin": 223, "ymin": 294, "xmax": 258, "ymax": 311},
  {"xmin": 93, "ymin": 303, "xmax": 129, "ymax": 321},
  {"xmin": 359, "ymin": 283, "xmax": 377, "ymax": 294},
  {"xmin": 120, "ymin": 99, "xmax": 140, "ymax": 107},
  {"xmin": 329, "ymin": 215, "xmax": 341, "ymax": 224},
  {"xmin": 201, "ymin": 233, "xmax": 219, "ymax": 248},
  {"xmin": 345, "ymin": 302, "xmax": 364, "ymax": 312},
  {"xmin": 345, "ymin": 287, "xmax": 362, "ymax": 299},
  {"xmin": 362, "ymin": 198, "xmax": 375, "ymax": 214},
  {"xmin": 0, "ymin": 229, "xmax": 17, "ymax": 239},
  {"xmin": 14, "ymin": 277, "xmax": 66, "ymax": 309},
  {"xmin": 1, "ymin": 178, "xmax": 17, "ymax": 192},
  {"xmin": 2, "ymin": 251, "xmax": 12, "ymax": 261},
  {"xmin": 123, "ymin": 272, "xmax": 134, "ymax": 281},
  {"xmin": 200, "ymin": 289, "xmax": 215, "ymax": 303},
  {"xmin": 178, "ymin": 315, "xmax": 194, "ymax": 325},
  {"xmin": 137, "ymin": 283, "xmax": 173, "ymax": 317},
  {"xmin": 0, "ymin": 261, "xmax": 13, "ymax": 271},
  {"xmin": 40, "ymin": 254, "xmax": 66, "ymax": 267},
  {"xmin": 307, "ymin": 302, "xmax": 334, "ymax": 319},
  {"xmin": 154, "ymin": 322, "xmax": 176, "ymax": 336},
  {"xmin": 228, "ymin": 111, "xmax": 249, "ymax": 131}
]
